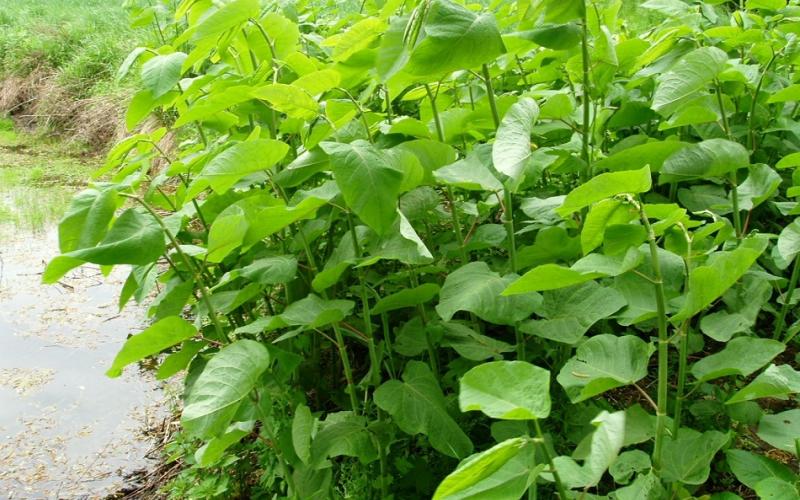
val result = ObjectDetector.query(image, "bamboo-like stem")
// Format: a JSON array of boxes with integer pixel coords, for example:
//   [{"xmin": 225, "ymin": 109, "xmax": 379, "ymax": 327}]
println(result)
[
  {"xmin": 714, "ymin": 80, "xmax": 742, "ymax": 239},
  {"xmin": 533, "ymin": 420, "xmax": 568, "ymax": 499},
  {"xmin": 482, "ymin": 64, "xmax": 500, "ymax": 127},
  {"xmin": 580, "ymin": 2, "xmax": 592, "ymax": 182},
  {"xmin": 673, "ymin": 226, "xmax": 693, "ymax": 437},
  {"xmin": 122, "ymin": 193, "xmax": 227, "ymax": 341},
  {"xmin": 638, "ymin": 200, "xmax": 670, "ymax": 472}
]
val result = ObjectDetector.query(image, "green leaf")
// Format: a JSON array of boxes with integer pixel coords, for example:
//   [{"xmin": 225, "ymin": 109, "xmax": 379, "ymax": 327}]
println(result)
[
  {"xmin": 182, "ymin": 339, "xmax": 270, "ymax": 438},
  {"xmin": 611, "ymin": 471, "xmax": 666, "ymax": 500},
  {"xmin": 727, "ymin": 364, "xmax": 800, "ymax": 404},
  {"xmin": 594, "ymin": 141, "xmax": 687, "ymax": 173},
  {"xmin": 691, "ymin": 337, "xmax": 784, "ymax": 383},
  {"xmin": 652, "ymin": 47, "xmax": 728, "ymax": 116},
  {"xmin": 374, "ymin": 361, "xmax": 473, "ymax": 458},
  {"xmin": 540, "ymin": 0, "xmax": 585, "ymax": 23},
  {"xmin": 141, "ymin": 52, "xmax": 187, "ymax": 99},
  {"xmin": 436, "ymin": 262, "xmax": 540, "ymax": 325},
  {"xmin": 195, "ymin": 421, "xmax": 254, "ymax": 467},
  {"xmin": 106, "ymin": 316, "xmax": 196, "ymax": 377},
  {"xmin": 661, "ymin": 430, "xmax": 729, "ymax": 485},
  {"xmin": 157, "ymin": 340, "xmax": 207, "ymax": 380},
  {"xmin": 206, "ymin": 205, "xmax": 248, "ymax": 262},
  {"xmin": 438, "ymin": 322, "xmax": 514, "ymax": 361},
  {"xmin": 737, "ymin": 164, "xmax": 781, "ymax": 210},
  {"xmin": 274, "ymin": 149, "xmax": 329, "ymax": 188},
  {"xmin": 672, "ymin": 236, "xmax": 769, "ymax": 322},
  {"xmin": 434, "ymin": 156, "xmax": 503, "ymax": 192},
  {"xmin": 767, "ymin": 83, "xmax": 800, "ymax": 103},
  {"xmin": 433, "ymin": 438, "xmax": 539, "ymax": 500},
  {"xmin": 322, "ymin": 140, "xmax": 404, "ymax": 235},
  {"xmin": 44, "ymin": 209, "xmax": 166, "ymax": 283},
  {"xmin": 372, "ymin": 284, "xmax": 440, "ymax": 315},
  {"xmin": 190, "ymin": 0, "xmax": 259, "ymax": 41},
  {"xmin": 725, "ymin": 449, "xmax": 796, "ymax": 490},
  {"xmin": 57, "ymin": 187, "xmax": 118, "ymax": 253},
  {"xmin": 195, "ymin": 140, "xmax": 290, "ymax": 194},
  {"xmin": 520, "ymin": 282, "xmax": 626, "ymax": 344},
  {"xmin": 253, "ymin": 84, "xmax": 319, "ymax": 121},
  {"xmin": 557, "ymin": 334, "xmax": 655, "ymax": 403},
  {"xmin": 659, "ymin": 139, "xmax": 750, "ymax": 183},
  {"xmin": 406, "ymin": 0, "xmax": 505, "ymax": 77},
  {"xmin": 493, "ymin": 97, "xmax": 539, "ymax": 184},
  {"xmin": 292, "ymin": 404, "xmax": 315, "ymax": 465},
  {"xmin": 325, "ymin": 18, "xmax": 386, "ymax": 62},
  {"xmin": 552, "ymin": 411, "xmax": 626, "ymax": 488},
  {"xmin": 754, "ymin": 478, "xmax": 800, "ymax": 500},
  {"xmin": 310, "ymin": 412, "xmax": 378, "ymax": 467},
  {"xmin": 281, "ymin": 294, "xmax": 355, "ymax": 330},
  {"xmin": 757, "ymin": 410, "xmax": 800, "ymax": 454},
  {"xmin": 581, "ymin": 199, "xmax": 637, "ymax": 254},
  {"xmin": 777, "ymin": 219, "xmax": 800, "ymax": 264},
  {"xmin": 459, "ymin": 361, "xmax": 551, "ymax": 420},
  {"xmin": 556, "ymin": 166, "xmax": 652, "ymax": 216},
  {"xmin": 609, "ymin": 450, "xmax": 651, "ymax": 485},
  {"xmin": 509, "ymin": 24, "xmax": 581, "ymax": 51}
]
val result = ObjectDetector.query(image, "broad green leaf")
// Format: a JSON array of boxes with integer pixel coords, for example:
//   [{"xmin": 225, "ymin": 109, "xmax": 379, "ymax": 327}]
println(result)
[
  {"xmin": 322, "ymin": 140, "xmax": 404, "ymax": 235},
  {"xmin": 253, "ymin": 84, "xmax": 319, "ymax": 121},
  {"xmin": 433, "ymin": 438, "xmax": 539, "ymax": 500},
  {"xmin": 436, "ymin": 262, "xmax": 540, "ymax": 325},
  {"xmin": 520, "ymin": 282, "xmax": 626, "ymax": 344},
  {"xmin": 755, "ymin": 478, "xmax": 799, "ymax": 499},
  {"xmin": 438, "ymin": 322, "xmax": 514, "ymax": 361},
  {"xmin": 556, "ymin": 166, "xmax": 652, "ymax": 216},
  {"xmin": 292, "ymin": 404, "xmax": 315, "ymax": 465},
  {"xmin": 609, "ymin": 450, "xmax": 651, "ymax": 485},
  {"xmin": 195, "ymin": 421, "xmax": 253, "ymax": 467},
  {"xmin": 216, "ymin": 256, "xmax": 297, "ymax": 288},
  {"xmin": 593, "ymin": 141, "xmax": 687, "ymax": 173},
  {"xmin": 777, "ymin": 219, "xmax": 800, "ymax": 264},
  {"xmin": 281, "ymin": 294, "xmax": 355, "ymax": 329},
  {"xmin": 659, "ymin": 139, "xmax": 750, "ymax": 183},
  {"xmin": 58, "ymin": 187, "xmax": 118, "ymax": 253},
  {"xmin": 493, "ymin": 97, "xmax": 539, "ymax": 184},
  {"xmin": 44, "ymin": 209, "xmax": 165, "ymax": 283},
  {"xmin": 372, "ymin": 284, "xmax": 440, "ymax": 315},
  {"xmin": 611, "ymin": 471, "xmax": 666, "ymax": 500},
  {"xmin": 661, "ymin": 430, "xmax": 729, "ymax": 485},
  {"xmin": 374, "ymin": 361, "xmax": 473, "ymax": 458},
  {"xmin": 405, "ymin": 0, "xmax": 505, "ymax": 77},
  {"xmin": 691, "ymin": 337, "xmax": 784, "ymax": 383},
  {"xmin": 141, "ymin": 52, "xmax": 187, "ymax": 98},
  {"xmin": 652, "ymin": 47, "xmax": 728, "ymax": 116},
  {"xmin": 274, "ymin": 148, "xmax": 330, "ymax": 188},
  {"xmin": 504, "ymin": 248, "xmax": 642, "ymax": 294},
  {"xmin": 540, "ymin": 0, "xmax": 585, "ymax": 23},
  {"xmin": 324, "ymin": 18, "xmax": 386, "ymax": 62},
  {"xmin": 508, "ymin": 25, "xmax": 581, "ymax": 51},
  {"xmin": 434, "ymin": 156, "xmax": 503, "ymax": 192},
  {"xmin": 309, "ymin": 412, "xmax": 378, "ymax": 467},
  {"xmin": 767, "ymin": 83, "xmax": 800, "ymax": 103},
  {"xmin": 157, "ymin": 340, "xmax": 207, "ymax": 380},
  {"xmin": 195, "ymin": 140, "xmax": 290, "ymax": 194},
  {"xmin": 727, "ymin": 365, "xmax": 800, "ymax": 404},
  {"xmin": 551, "ymin": 411, "xmax": 626, "ymax": 488},
  {"xmin": 746, "ymin": 0, "xmax": 786, "ymax": 10},
  {"xmin": 672, "ymin": 236, "xmax": 769, "ymax": 322},
  {"xmin": 107, "ymin": 316, "xmax": 196, "ymax": 377},
  {"xmin": 182, "ymin": 339, "xmax": 270, "ymax": 438},
  {"xmin": 206, "ymin": 205, "xmax": 247, "ymax": 262},
  {"xmin": 174, "ymin": 85, "xmax": 260, "ymax": 127},
  {"xmin": 757, "ymin": 410, "xmax": 800, "ymax": 454},
  {"xmin": 459, "ymin": 361, "xmax": 551, "ymax": 420},
  {"xmin": 365, "ymin": 210, "xmax": 434, "ymax": 265},
  {"xmin": 190, "ymin": 0, "xmax": 259, "ymax": 41},
  {"xmin": 737, "ymin": 165, "xmax": 781, "ymax": 211},
  {"xmin": 292, "ymin": 69, "xmax": 341, "ymax": 96},
  {"xmin": 557, "ymin": 334, "xmax": 655, "ymax": 403},
  {"xmin": 725, "ymin": 449, "xmax": 796, "ymax": 490},
  {"xmin": 581, "ymin": 199, "xmax": 637, "ymax": 254}
]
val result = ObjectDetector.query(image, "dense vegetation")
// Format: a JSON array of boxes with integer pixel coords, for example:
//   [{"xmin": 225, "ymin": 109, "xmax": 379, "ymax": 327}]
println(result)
[
  {"xmin": 43, "ymin": 0, "xmax": 800, "ymax": 498},
  {"xmin": 0, "ymin": 0, "xmax": 143, "ymax": 148}
]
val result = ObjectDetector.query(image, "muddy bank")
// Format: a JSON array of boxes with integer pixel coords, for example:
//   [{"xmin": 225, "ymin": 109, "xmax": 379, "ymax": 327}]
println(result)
[{"xmin": 0, "ymin": 125, "xmax": 171, "ymax": 498}]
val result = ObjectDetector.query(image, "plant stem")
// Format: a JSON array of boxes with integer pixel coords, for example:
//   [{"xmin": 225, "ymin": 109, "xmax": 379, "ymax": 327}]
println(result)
[
  {"xmin": 775, "ymin": 253, "xmax": 800, "ymax": 341},
  {"xmin": 580, "ymin": 2, "xmax": 592, "ymax": 182},
  {"xmin": 503, "ymin": 189, "xmax": 525, "ymax": 360},
  {"xmin": 748, "ymin": 52, "xmax": 776, "ymax": 152},
  {"xmin": 639, "ymin": 201, "xmax": 670, "ymax": 472},
  {"xmin": 123, "ymin": 193, "xmax": 227, "ymax": 341},
  {"xmin": 714, "ymin": 80, "xmax": 742, "ymax": 239},
  {"xmin": 672, "ymin": 321, "xmax": 689, "ymax": 438},
  {"xmin": 482, "ymin": 64, "xmax": 500, "ymax": 128},
  {"xmin": 533, "ymin": 420, "xmax": 568, "ymax": 499},
  {"xmin": 332, "ymin": 322, "xmax": 360, "ymax": 414}
]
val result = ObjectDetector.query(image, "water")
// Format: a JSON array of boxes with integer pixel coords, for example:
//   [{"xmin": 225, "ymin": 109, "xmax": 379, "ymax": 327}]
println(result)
[{"xmin": 0, "ymin": 130, "xmax": 168, "ymax": 498}]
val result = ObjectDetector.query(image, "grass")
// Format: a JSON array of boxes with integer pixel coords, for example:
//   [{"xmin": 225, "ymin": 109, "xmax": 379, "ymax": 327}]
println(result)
[
  {"xmin": 0, "ymin": 117, "xmax": 96, "ymax": 232},
  {"xmin": 0, "ymin": 0, "xmax": 141, "ymax": 97}
]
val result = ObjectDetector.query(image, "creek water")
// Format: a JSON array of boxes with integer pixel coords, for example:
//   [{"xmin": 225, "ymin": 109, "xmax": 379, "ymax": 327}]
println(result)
[{"xmin": 0, "ymin": 131, "xmax": 168, "ymax": 498}]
